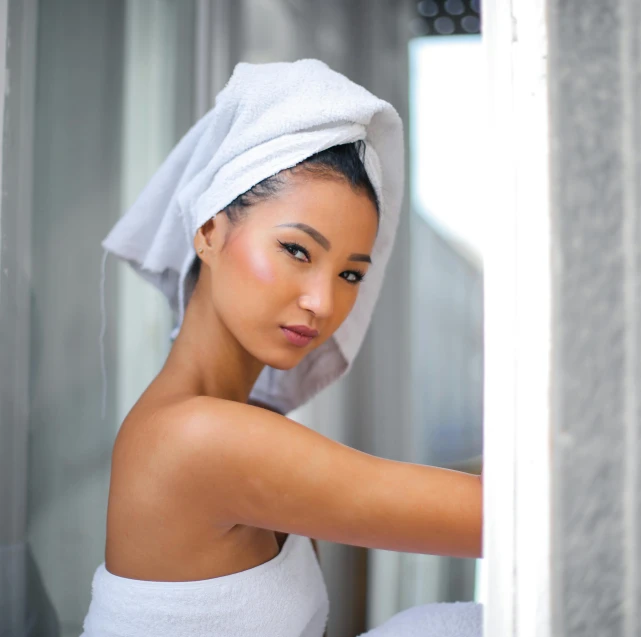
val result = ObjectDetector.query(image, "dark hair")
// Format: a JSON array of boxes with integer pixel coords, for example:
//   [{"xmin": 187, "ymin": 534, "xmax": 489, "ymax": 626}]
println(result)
[{"xmin": 223, "ymin": 140, "xmax": 379, "ymax": 224}]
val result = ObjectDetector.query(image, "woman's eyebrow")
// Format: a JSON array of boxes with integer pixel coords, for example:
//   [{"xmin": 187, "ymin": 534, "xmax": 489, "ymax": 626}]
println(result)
[
  {"xmin": 276, "ymin": 223, "xmax": 331, "ymax": 250},
  {"xmin": 276, "ymin": 223, "xmax": 371, "ymax": 263},
  {"xmin": 349, "ymin": 253, "xmax": 372, "ymax": 264}
]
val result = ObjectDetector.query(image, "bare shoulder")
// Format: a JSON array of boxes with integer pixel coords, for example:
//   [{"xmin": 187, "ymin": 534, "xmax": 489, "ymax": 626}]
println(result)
[
  {"xmin": 112, "ymin": 394, "xmax": 483, "ymax": 557},
  {"xmin": 106, "ymin": 397, "xmax": 293, "ymax": 578},
  {"xmin": 112, "ymin": 396, "xmax": 319, "ymax": 522},
  {"xmin": 126, "ymin": 395, "xmax": 380, "ymax": 534}
]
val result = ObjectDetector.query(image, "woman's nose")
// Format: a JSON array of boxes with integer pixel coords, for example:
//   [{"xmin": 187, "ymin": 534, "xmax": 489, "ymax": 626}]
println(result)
[{"xmin": 298, "ymin": 276, "xmax": 334, "ymax": 319}]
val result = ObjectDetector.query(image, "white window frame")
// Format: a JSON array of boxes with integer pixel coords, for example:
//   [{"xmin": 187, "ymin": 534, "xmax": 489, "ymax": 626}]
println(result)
[{"xmin": 482, "ymin": 1, "xmax": 551, "ymax": 636}]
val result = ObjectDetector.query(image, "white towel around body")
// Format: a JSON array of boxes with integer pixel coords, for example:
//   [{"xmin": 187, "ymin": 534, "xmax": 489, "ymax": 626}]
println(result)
[{"xmin": 357, "ymin": 603, "xmax": 482, "ymax": 637}]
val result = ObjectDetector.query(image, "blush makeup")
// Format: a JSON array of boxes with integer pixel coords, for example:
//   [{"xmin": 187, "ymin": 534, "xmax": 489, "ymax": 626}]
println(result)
[
  {"xmin": 227, "ymin": 229, "xmax": 277, "ymax": 283},
  {"xmin": 247, "ymin": 249, "xmax": 276, "ymax": 283}
]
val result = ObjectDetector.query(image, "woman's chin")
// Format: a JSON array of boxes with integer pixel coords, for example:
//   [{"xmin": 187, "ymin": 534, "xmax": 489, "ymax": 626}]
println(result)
[{"xmin": 257, "ymin": 348, "xmax": 310, "ymax": 371}]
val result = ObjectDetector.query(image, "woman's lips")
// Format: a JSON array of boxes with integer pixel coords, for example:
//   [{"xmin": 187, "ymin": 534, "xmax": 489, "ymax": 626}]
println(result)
[{"xmin": 281, "ymin": 325, "xmax": 319, "ymax": 348}]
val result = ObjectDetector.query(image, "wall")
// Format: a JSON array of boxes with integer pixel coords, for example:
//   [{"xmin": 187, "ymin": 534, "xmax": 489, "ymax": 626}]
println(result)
[{"xmin": 549, "ymin": 1, "xmax": 641, "ymax": 634}]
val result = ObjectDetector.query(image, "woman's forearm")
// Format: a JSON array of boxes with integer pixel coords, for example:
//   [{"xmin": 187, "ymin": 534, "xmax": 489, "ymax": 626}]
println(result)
[{"xmin": 366, "ymin": 459, "xmax": 483, "ymax": 559}]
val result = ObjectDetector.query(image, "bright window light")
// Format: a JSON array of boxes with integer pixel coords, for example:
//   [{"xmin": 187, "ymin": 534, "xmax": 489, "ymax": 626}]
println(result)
[{"xmin": 409, "ymin": 34, "xmax": 487, "ymax": 259}]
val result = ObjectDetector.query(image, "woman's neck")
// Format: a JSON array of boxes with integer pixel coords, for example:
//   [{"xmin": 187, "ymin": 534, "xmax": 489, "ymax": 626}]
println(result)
[{"xmin": 159, "ymin": 281, "xmax": 265, "ymax": 404}]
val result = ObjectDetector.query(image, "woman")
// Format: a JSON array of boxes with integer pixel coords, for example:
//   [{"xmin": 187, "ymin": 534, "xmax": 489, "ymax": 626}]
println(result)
[{"xmin": 82, "ymin": 60, "xmax": 482, "ymax": 637}]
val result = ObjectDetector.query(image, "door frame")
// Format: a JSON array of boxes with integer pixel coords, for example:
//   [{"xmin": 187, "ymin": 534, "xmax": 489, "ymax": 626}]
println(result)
[{"xmin": 482, "ymin": 1, "xmax": 552, "ymax": 636}]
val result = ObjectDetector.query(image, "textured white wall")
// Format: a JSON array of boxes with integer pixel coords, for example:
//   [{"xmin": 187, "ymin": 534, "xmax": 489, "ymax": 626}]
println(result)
[{"xmin": 548, "ymin": 1, "xmax": 640, "ymax": 634}]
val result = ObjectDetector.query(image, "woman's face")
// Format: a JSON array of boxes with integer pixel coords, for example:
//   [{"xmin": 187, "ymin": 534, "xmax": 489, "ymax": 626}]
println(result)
[{"xmin": 197, "ymin": 171, "xmax": 378, "ymax": 370}]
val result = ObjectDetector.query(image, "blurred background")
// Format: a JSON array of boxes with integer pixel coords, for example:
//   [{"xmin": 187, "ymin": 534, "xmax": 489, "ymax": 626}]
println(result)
[{"xmin": 0, "ymin": 1, "xmax": 485, "ymax": 636}]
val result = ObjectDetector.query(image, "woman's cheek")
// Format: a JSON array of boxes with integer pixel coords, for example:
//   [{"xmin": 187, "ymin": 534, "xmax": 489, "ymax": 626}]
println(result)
[
  {"xmin": 245, "ymin": 248, "xmax": 277, "ymax": 284},
  {"xmin": 224, "ymin": 229, "xmax": 276, "ymax": 285}
]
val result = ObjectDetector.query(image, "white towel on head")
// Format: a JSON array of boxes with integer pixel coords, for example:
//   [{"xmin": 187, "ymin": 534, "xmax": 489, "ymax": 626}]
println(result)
[
  {"xmin": 102, "ymin": 58, "xmax": 404, "ymax": 414},
  {"xmin": 357, "ymin": 602, "xmax": 482, "ymax": 637}
]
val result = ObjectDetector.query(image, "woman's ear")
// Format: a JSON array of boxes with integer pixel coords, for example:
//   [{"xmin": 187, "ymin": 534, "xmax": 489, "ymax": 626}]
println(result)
[{"xmin": 194, "ymin": 217, "xmax": 217, "ymax": 255}]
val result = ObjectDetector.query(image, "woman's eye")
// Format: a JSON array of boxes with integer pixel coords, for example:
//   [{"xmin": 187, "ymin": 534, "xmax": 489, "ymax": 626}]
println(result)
[
  {"xmin": 340, "ymin": 270, "xmax": 365, "ymax": 284},
  {"xmin": 278, "ymin": 241, "xmax": 364, "ymax": 283},
  {"xmin": 279, "ymin": 241, "xmax": 310, "ymax": 262}
]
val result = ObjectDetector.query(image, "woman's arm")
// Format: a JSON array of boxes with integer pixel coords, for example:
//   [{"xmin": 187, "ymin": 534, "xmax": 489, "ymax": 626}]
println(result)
[
  {"xmin": 161, "ymin": 397, "xmax": 482, "ymax": 559},
  {"xmin": 251, "ymin": 399, "xmax": 343, "ymax": 563}
]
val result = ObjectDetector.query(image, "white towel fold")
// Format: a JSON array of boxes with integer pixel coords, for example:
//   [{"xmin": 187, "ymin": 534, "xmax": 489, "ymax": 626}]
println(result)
[
  {"xmin": 101, "ymin": 59, "xmax": 404, "ymax": 414},
  {"xmin": 358, "ymin": 603, "xmax": 482, "ymax": 637}
]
